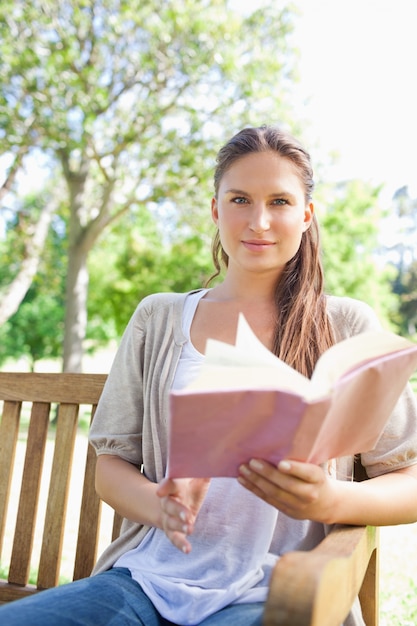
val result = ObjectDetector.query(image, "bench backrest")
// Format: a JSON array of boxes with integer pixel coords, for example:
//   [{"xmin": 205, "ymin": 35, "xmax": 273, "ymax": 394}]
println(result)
[{"xmin": 0, "ymin": 372, "xmax": 121, "ymax": 604}]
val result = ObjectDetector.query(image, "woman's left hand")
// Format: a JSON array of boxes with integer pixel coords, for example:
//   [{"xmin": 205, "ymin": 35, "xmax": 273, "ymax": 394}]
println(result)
[
  {"xmin": 238, "ymin": 458, "xmax": 338, "ymax": 524},
  {"xmin": 156, "ymin": 477, "xmax": 210, "ymax": 553}
]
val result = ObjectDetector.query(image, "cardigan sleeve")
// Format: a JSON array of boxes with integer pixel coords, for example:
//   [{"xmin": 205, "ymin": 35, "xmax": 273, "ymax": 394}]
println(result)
[
  {"xmin": 326, "ymin": 295, "xmax": 417, "ymax": 478},
  {"xmin": 88, "ymin": 302, "xmax": 148, "ymax": 466}
]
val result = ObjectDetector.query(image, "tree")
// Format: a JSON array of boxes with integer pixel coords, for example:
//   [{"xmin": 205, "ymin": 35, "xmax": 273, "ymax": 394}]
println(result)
[
  {"xmin": 0, "ymin": 291, "xmax": 65, "ymax": 370},
  {"xmin": 397, "ymin": 260, "xmax": 417, "ymax": 336},
  {"xmin": 0, "ymin": 0, "xmax": 299, "ymax": 371},
  {"xmin": 384, "ymin": 186, "xmax": 417, "ymax": 336},
  {"xmin": 88, "ymin": 210, "xmax": 216, "ymax": 337},
  {"xmin": 0, "ymin": 205, "xmax": 67, "ymax": 369},
  {"xmin": 0, "ymin": 188, "xmax": 57, "ymax": 326},
  {"xmin": 318, "ymin": 180, "xmax": 398, "ymax": 327}
]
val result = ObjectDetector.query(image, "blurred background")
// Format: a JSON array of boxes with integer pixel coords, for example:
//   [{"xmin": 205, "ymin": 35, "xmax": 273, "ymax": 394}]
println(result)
[
  {"xmin": 1, "ymin": 2, "xmax": 416, "ymax": 624},
  {"xmin": 1, "ymin": 0, "xmax": 416, "ymax": 376}
]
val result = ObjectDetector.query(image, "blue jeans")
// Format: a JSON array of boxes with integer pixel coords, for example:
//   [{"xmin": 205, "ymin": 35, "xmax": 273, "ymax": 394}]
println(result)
[{"xmin": 0, "ymin": 568, "xmax": 264, "ymax": 625}]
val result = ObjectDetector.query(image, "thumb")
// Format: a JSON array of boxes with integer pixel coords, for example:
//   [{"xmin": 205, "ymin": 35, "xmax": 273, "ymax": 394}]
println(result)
[{"xmin": 156, "ymin": 477, "xmax": 178, "ymax": 498}]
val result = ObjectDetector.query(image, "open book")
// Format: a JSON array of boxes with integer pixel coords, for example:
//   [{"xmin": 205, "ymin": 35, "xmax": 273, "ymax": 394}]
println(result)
[{"xmin": 168, "ymin": 314, "xmax": 417, "ymax": 477}]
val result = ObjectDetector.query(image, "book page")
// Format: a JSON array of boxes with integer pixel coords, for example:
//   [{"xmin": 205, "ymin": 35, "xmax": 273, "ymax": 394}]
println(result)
[
  {"xmin": 186, "ymin": 314, "xmax": 416, "ymax": 400},
  {"xmin": 191, "ymin": 313, "xmax": 310, "ymax": 394},
  {"xmin": 185, "ymin": 363, "xmax": 312, "ymax": 395},
  {"xmin": 310, "ymin": 330, "xmax": 416, "ymax": 397}
]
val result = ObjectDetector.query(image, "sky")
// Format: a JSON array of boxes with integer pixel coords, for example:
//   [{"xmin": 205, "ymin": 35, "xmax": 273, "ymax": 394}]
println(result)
[{"xmin": 285, "ymin": 0, "xmax": 417, "ymax": 200}]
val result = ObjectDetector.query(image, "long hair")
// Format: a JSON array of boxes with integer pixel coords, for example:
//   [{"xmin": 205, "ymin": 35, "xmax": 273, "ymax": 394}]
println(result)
[{"xmin": 206, "ymin": 125, "xmax": 335, "ymax": 377}]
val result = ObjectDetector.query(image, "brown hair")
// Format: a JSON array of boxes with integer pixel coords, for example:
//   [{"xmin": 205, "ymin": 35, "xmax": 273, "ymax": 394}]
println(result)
[{"xmin": 207, "ymin": 125, "xmax": 335, "ymax": 377}]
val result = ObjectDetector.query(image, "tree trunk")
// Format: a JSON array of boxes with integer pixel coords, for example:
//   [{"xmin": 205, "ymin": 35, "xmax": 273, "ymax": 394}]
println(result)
[
  {"xmin": 62, "ymin": 242, "xmax": 89, "ymax": 373},
  {"xmin": 60, "ymin": 158, "xmax": 115, "ymax": 372}
]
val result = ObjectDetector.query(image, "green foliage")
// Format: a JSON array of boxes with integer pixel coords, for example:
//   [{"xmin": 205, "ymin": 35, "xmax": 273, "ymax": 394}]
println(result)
[
  {"xmin": 88, "ymin": 209, "xmax": 216, "ymax": 336},
  {"xmin": 0, "ymin": 0, "xmax": 298, "ymax": 222},
  {"xmin": 0, "ymin": 0, "xmax": 301, "ymax": 368},
  {"xmin": 0, "ymin": 292, "xmax": 64, "ymax": 369},
  {"xmin": 385, "ymin": 187, "xmax": 417, "ymax": 337},
  {"xmin": 395, "ymin": 260, "xmax": 417, "ymax": 337},
  {"xmin": 0, "ymin": 198, "xmax": 67, "ymax": 368},
  {"xmin": 319, "ymin": 180, "xmax": 399, "ymax": 328},
  {"xmin": 381, "ymin": 576, "xmax": 417, "ymax": 626}
]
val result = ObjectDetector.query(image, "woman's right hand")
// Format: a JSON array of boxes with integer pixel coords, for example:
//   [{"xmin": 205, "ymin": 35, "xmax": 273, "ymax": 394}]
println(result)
[{"xmin": 156, "ymin": 477, "xmax": 210, "ymax": 553}]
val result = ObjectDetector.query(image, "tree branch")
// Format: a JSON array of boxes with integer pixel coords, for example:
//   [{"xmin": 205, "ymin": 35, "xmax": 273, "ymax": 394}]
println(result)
[
  {"xmin": 0, "ymin": 141, "xmax": 33, "ymax": 202},
  {"xmin": 0, "ymin": 199, "xmax": 56, "ymax": 326}
]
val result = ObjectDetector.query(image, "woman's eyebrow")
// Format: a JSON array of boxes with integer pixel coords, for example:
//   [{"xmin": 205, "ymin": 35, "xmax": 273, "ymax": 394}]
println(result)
[
  {"xmin": 224, "ymin": 187, "xmax": 297, "ymax": 200},
  {"xmin": 224, "ymin": 188, "xmax": 249, "ymax": 195}
]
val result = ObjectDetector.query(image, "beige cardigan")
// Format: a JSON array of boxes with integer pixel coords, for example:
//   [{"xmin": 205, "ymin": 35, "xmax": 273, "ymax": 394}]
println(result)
[{"xmin": 89, "ymin": 290, "xmax": 417, "ymax": 575}]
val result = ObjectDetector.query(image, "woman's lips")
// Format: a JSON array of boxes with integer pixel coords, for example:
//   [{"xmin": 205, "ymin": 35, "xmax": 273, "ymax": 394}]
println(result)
[{"xmin": 242, "ymin": 240, "xmax": 276, "ymax": 251}]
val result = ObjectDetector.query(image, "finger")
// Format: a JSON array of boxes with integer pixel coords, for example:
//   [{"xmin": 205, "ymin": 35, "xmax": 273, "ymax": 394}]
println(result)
[
  {"xmin": 161, "ymin": 504, "xmax": 189, "ymax": 532},
  {"xmin": 277, "ymin": 459, "xmax": 323, "ymax": 484},
  {"xmin": 245, "ymin": 458, "xmax": 322, "ymax": 485},
  {"xmin": 238, "ymin": 462, "xmax": 285, "ymax": 503},
  {"xmin": 237, "ymin": 472, "xmax": 275, "ymax": 501},
  {"xmin": 239, "ymin": 461, "xmax": 320, "ymax": 506},
  {"xmin": 238, "ymin": 470, "xmax": 317, "ymax": 519},
  {"xmin": 238, "ymin": 460, "xmax": 286, "ymax": 493},
  {"xmin": 160, "ymin": 495, "xmax": 193, "ymax": 528},
  {"xmin": 167, "ymin": 529, "xmax": 192, "ymax": 554}
]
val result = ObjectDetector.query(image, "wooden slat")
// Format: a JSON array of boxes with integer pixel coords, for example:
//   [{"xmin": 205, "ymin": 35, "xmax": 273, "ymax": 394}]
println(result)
[
  {"xmin": 37, "ymin": 403, "xmax": 79, "ymax": 589},
  {"xmin": 8, "ymin": 402, "xmax": 50, "ymax": 586},
  {"xmin": 0, "ymin": 401, "xmax": 21, "ymax": 556},
  {"xmin": 74, "ymin": 425, "xmax": 102, "ymax": 580},
  {"xmin": 0, "ymin": 373, "xmax": 107, "ymax": 404},
  {"xmin": 112, "ymin": 512, "xmax": 123, "ymax": 542}
]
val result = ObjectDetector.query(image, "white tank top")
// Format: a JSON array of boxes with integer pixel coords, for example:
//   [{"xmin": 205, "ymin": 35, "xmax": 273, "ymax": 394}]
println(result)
[{"xmin": 171, "ymin": 289, "xmax": 207, "ymax": 391}]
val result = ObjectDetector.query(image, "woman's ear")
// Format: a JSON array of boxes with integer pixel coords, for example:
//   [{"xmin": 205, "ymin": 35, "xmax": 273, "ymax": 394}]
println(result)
[
  {"xmin": 211, "ymin": 197, "xmax": 219, "ymax": 225},
  {"xmin": 303, "ymin": 202, "xmax": 314, "ymax": 231}
]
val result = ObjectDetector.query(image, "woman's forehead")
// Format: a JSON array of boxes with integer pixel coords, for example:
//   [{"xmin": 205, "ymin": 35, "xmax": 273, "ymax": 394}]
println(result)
[{"xmin": 219, "ymin": 151, "xmax": 304, "ymax": 191}]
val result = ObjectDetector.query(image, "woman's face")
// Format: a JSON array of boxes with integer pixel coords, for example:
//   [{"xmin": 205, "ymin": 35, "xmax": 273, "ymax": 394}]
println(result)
[{"xmin": 212, "ymin": 151, "xmax": 314, "ymax": 279}]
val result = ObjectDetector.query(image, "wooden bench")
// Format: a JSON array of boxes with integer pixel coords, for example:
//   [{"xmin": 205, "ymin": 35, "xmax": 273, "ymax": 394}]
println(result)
[
  {"xmin": 0, "ymin": 372, "xmax": 379, "ymax": 624},
  {"xmin": 0, "ymin": 372, "xmax": 122, "ymax": 603}
]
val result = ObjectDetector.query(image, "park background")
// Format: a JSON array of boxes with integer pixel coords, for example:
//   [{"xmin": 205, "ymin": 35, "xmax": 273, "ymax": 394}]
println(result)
[{"xmin": 1, "ymin": 1, "xmax": 416, "ymax": 624}]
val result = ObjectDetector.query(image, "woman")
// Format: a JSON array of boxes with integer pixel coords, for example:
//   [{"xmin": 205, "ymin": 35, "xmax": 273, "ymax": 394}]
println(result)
[{"xmin": 2, "ymin": 126, "xmax": 417, "ymax": 625}]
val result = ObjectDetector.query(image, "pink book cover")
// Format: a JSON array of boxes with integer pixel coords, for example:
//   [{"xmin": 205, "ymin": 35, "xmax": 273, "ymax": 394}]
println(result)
[{"xmin": 167, "ymin": 315, "xmax": 417, "ymax": 478}]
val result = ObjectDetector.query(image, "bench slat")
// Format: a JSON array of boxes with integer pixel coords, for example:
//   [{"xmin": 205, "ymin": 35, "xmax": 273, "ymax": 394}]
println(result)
[
  {"xmin": 0, "ymin": 373, "xmax": 106, "ymax": 404},
  {"xmin": 37, "ymin": 403, "xmax": 79, "ymax": 589},
  {"xmin": 0, "ymin": 401, "xmax": 21, "ymax": 556},
  {"xmin": 8, "ymin": 402, "xmax": 50, "ymax": 586}
]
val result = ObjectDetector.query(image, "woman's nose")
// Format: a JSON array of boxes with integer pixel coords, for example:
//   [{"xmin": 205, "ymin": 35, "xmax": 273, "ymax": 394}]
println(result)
[{"xmin": 249, "ymin": 204, "xmax": 270, "ymax": 232}]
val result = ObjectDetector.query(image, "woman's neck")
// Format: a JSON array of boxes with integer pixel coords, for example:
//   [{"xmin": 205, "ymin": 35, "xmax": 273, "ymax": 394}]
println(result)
[{"xmin": 208, "ymin": 271, "xmax": 278, "ymax": 304}]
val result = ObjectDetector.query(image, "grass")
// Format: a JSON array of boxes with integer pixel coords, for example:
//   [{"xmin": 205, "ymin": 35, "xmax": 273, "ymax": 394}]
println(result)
[
  {"xmin": 381, "ymin": 579, "xmax": 417, "ymax": 626},
  {"xmin": 0, "ymin": 563, "xmax": 69, "ymax": 587},
  {"xmin": 379, "ymin": 519, "xmax": 417, "ymax": 625}
]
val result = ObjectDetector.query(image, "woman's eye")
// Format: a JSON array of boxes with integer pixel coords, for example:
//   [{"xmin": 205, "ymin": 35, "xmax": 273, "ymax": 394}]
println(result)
[
  {"xmin": 231, "ymin": 196, "xmax": 248, "ymax": 204},
  {"xmin": 272, "ymin": 198, "xmax": 288, "ymax": 206}
]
